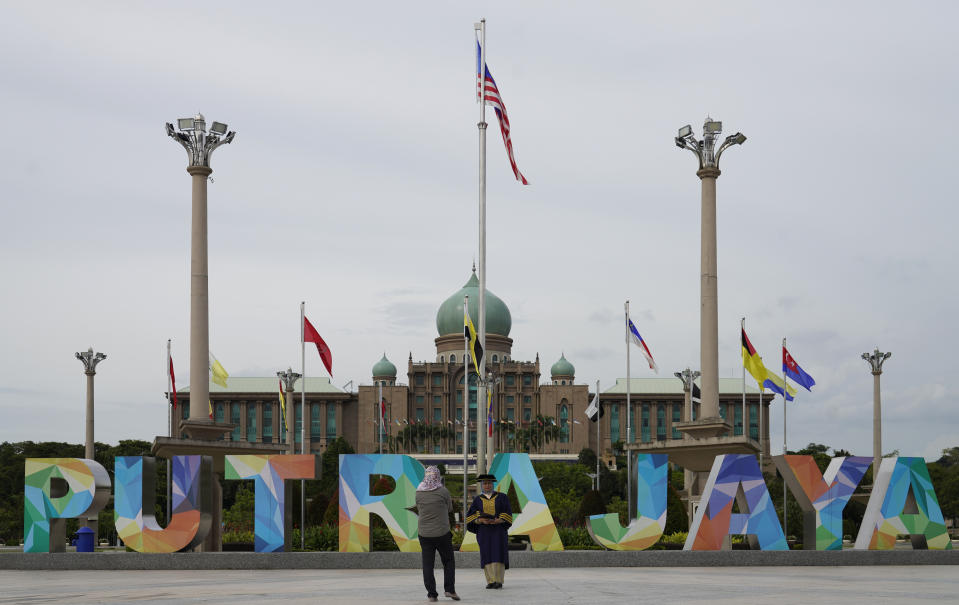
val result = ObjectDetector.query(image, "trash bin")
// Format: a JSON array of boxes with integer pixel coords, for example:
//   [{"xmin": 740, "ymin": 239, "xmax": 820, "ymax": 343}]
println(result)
[{"xmin": 75, "ymin": 527, "xmax": 95, "ymax": 553}]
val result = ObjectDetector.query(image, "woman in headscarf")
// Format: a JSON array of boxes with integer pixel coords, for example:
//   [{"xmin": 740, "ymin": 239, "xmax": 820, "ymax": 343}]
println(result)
[
  {"xmin": 466, "ymin": 473, "xmax": 512, "ymax": 589},
  {"xmin": 415, "ymin": 465, "xmax": 458, "ymax": 602}
]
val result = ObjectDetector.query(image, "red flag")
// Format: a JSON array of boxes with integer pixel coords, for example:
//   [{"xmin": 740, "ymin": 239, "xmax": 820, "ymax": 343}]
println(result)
[
  {"xmin": 303, "ymin": 315, "xmax": 333, "ymax": 376},
  {"xmin": 380, "ymin": 398, "xmax": 387, "ymax": 422},
  {"xmin": 168, "ymin": 356, "xmax": 178, "ymax": 411}
]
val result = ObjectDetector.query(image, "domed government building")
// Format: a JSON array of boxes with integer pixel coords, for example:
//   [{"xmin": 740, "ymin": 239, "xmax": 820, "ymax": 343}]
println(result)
[{"xmin": 174, "ymin": 271, "xmax": 773, "ymax": 469}]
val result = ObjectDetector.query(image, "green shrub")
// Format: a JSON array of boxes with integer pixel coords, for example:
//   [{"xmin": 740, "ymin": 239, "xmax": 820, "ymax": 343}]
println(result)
[
  {"xmin": 223, "ymin": 530, "xmax": 254, "ymax": 544},
  {"xmin": 556, "ymin": 526, "xmax": 602, "ymax": 550},
  {"xmin": 578, "ymin": 490, "xmax": 606, "ymax": 522}
]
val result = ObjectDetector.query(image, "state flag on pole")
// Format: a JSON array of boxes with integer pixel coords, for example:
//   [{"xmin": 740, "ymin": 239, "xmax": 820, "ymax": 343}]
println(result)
[
  {"xmin": 627, "ymin": 318, "xmax": 659, "ymax": 373},
  {"xmin": 741, "ymin": 329, "xmax": 768, "ymax": 386},
  {"xmin": 380, "ymin": 398, "xmax": 387, "ymax": 423},
  {"xmin": 464, "ymin": 307, "xmax": 483, "ymax": 375},
  {"xmin": 487, "ymin": 390, "xmax": 494, "ymax": 438},
  {"xmin": 209, "ymin": 353, "xmax": 229, "ymax": 388},
  {"xmin": 303, "ymin": 315, "xmax": 333, "ymax": 376},
  {"xmin": 585, "ymin": 392, "xmax": 603, "ymax": 422},
  {"xmin": 476, "ymin": 41, "xmax": 528, "ymax": 185},
  {"xmin": 168, "ymin": 355, "xmax": 178, "ymax": 411},
  {"xmin": 783, "ymin": 346, "xmax": 816, "ymax": 391},
  {"xmin": 278, "ymin": 378, "xmax": 287, "ymax": 424}
]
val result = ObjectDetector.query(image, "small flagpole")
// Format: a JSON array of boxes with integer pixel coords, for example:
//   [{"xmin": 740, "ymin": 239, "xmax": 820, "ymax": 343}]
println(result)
[
  {"xmin": 463, "ymin": 295, "xmax": 469, "ymax": 528},
  {"xmin": 300, "ymin": 301, "xmax": 306, "ymax": 550},
  {"xmin": 595, "ymin": 380, "xmax": 601, "ymax": 491},
  {"xmin": 379, "ymin": 381, "xmax": 383, "ymax": 455},
  {"xmin": 625, "ymin": 300, "xmax": 633, "ymax": 521},
  {"xmin": 166, "ymin": 339, "xmax": 172, "ymax": 524},
  {"xmin": 741, "ymin": 319, "xmax": 746, "ymax": 438},
  {"xmin": 782, "ymin": 336, "xmax": 788, "ymax": 541},
  {"xmin": 758, "ymin": 384, "xmax": 764, "ymax": 471}
]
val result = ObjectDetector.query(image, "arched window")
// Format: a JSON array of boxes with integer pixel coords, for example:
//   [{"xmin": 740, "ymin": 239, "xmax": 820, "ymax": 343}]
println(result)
[
  {"xmin": 492, "ymin": 355, "xmax": 498, "ymax": 363},
  {"xmin": 559, "ymin": 402, "xmax": 570, "ymax": 443},
  {"xmin": 440, "ymin": 355, "xmax": 444, "ymax": 363}
]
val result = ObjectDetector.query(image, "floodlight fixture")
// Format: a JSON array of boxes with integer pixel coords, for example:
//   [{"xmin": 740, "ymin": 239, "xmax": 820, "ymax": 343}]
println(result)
[
  {"xmin": 675, "ymin": 117, "xmax": 744, "ymax": 169},
  {"xmin": 166, "ymin": 111, "xmax": 236, "ymax": 168}
]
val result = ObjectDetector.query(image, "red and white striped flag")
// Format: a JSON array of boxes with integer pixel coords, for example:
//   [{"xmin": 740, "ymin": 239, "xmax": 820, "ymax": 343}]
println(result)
[{"xmin": 476, "ymin": 41, "xmax": 528, "ymax": 185}]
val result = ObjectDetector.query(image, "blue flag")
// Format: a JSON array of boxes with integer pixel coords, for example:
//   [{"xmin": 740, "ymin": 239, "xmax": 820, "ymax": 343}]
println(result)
[{"xmin": 783, "ymin": 346, "xmax": 816, "ymax": 392}]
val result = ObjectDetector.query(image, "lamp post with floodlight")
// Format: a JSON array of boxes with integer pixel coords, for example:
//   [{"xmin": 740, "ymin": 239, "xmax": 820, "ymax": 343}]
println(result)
[
  {"xmin": 674, "ymin": 118, "xmax": 745, "ymax": 430},
  {"xmin": 166, "ymin": 114, "xmax": 235, "ymax": 439},
  {"xmin": 862, "ymin": 348, "xmax": 891, "ymax": 478},
  {"xmin": 278, "ymin": 368, "xmax": 302, "ymax": 456},
  {"xmin": 75, "ymin": 347, "xmax": 106, "ymax": 534}
]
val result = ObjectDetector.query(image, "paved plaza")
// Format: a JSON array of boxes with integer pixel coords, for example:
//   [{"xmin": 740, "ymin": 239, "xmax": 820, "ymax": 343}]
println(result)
[{"xmin": 1, "ymin": 567, "xmax": 957, "ymax": 604}]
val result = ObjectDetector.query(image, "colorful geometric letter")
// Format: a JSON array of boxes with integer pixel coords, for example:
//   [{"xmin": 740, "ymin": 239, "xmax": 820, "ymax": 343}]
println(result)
[
  {"xmin": 587, "ymin": 453, "xmax": 668, "ymax": 550},
  {"xmin": 774, "ymin": 454, "xmax": 870, "ymax": 550},
  {"xmin": 23, "ymin": 458, "xmax": 111, "ymax": 553},
  {"xmin": 685, "ymin": 454, "xmax": 787, "ymax": 550},
  {"xmin": 224, "ymin": 455, "xmax": 318, "ymax": 552},
  {"xmin": 338, "ymin": 454, "xmax": 424, "ymax": 552},
  {"xmin": 460, "ymin": 453, "xmax": 563, "ymax": 551},
  {"xmin": 114, "ymin": 456, "xmax": 213, "ymax": 553},
  {"xmin": 854, "ymin": 456, "xmax": 953, "ymax": 550}
]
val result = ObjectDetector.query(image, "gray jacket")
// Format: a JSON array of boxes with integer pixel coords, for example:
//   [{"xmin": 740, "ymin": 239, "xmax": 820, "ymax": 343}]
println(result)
[{"xmin": 415, "ymin": 486, "xmax": 453, "ymax": 538}]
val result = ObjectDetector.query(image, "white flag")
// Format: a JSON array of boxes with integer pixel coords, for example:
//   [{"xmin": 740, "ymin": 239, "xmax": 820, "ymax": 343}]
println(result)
[{"xmin": 585, "ymin": 392, "xmax": 602, "ymax": 422}]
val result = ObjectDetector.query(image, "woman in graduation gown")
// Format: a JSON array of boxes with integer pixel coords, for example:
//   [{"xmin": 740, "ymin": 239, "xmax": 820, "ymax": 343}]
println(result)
[{"xmin": 465, "ymin": 473, "xmax": 512, "ymax": 589}]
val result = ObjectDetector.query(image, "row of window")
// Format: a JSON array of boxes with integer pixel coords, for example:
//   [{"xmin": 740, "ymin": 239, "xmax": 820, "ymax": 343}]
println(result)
[
  {"xmin": 438, "ymin": 354, "xmax": 511, "ymax": 364},
  {"xmin": 413, "ymin": 373, "xmax": 535, "ymax": 387},
  {"xmin": 406, "ymin": 403, "xmax": 573, "ymax": 444},
  {"xmin": 186, "ymin": 401, "xmax": 337, "ymax": 444},
  {"xmin": 608, "ymin": 402, "xmax": 761, "ymax": 443}
]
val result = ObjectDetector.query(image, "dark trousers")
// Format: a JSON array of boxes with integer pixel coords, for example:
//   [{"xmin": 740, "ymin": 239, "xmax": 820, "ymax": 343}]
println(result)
[{"xmin": 419, "ymin": 532, "xmax": 455, "ymax": 597}]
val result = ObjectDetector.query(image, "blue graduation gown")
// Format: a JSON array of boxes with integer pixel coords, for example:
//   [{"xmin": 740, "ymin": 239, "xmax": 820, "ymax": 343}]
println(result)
[{"xmin": 466, "ymin": 491, "xmax": 513, "ymax": 568}]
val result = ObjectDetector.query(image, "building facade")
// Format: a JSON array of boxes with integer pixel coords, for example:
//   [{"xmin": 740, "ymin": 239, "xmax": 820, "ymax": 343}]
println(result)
[{"xmin": 172, "ymin": 272, "xmax": 773, "ymax": 466}]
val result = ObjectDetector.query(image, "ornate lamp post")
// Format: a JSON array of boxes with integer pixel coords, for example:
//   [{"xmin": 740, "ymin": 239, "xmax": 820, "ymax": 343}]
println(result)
[
  {"xmin": 278, "ymin": 368, "xmax": 302, "ymax": 456},
  {"xmin": 675, "ymin": 118, "xmax": 746, "ymax": 432},
  {"xmin": 166, "ymin": 114, "xmax": 235, "ymax": 438},
  {"xmin": 75, "ymin": 347, "xmax": 106, "ymax": 533},
  {"xmin": 76, "ymin": 348, "xmax": 107, "ymax": 460},
  {"xmin": 674, "ymin": 368, "xmax": 701, "ymax": 425},
  {"xmin": 862, "ymin": 348, "xmax": 891, "ymax": 477}
]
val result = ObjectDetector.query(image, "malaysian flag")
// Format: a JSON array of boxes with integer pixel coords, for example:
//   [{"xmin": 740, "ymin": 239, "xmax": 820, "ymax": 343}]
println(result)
[{"xmin": 476, "ymin": 41, "xmax": 528, "ymax": 185}]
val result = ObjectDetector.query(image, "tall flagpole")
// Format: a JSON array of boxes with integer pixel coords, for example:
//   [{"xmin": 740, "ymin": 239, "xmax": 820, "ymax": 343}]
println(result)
[
  {"xmin": 475, "ymin": 18, "xmax": 489, "ymax": 475},
  {"xmin": 300, "ymin": 301, "xmax": 306, "ymax": 550},
  {"xmin": 782, "ymin": 336, "xmax": 788, "ymax": 540},
  {"xmin": 625, "ymin": 300, "xmax": 633, "ymax": 521},
  {"xmin": 166, "ymin": 339, "xmax": 172, "ymax": 524},
  {"xmin": 463, "ymin": 295, "xmax": 469, "ymax": 527},
  {"xmin": 378, "ymin": 381, "xmax": 383, "ymax": 454},
  {"xmin": 741, "ymin": 318, "xmax": 746, "ymax": 437},
  {"xmin": 759, "ymin": 383, "xmax": 764, "ymax": 470},
  {"xmin": 595, "ymin": 380, "xmax": 601, "ymax": 491}
]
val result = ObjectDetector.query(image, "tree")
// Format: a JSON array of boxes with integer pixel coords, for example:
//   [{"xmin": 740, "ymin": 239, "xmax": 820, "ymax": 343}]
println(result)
[
  {"xmin": 223, "ymin": 483, "xmax": 255, "ymax": 533},
  {"xmin": 577, "ymin": 448, "xmax": 597, "ymax": 469},
  {"xmin": 318, "ymin": 437, "xmax": 355, "ymax": 496},
  {"xmin": 577, "ymin": 489, "xmax": 605, "ymax": 522}
]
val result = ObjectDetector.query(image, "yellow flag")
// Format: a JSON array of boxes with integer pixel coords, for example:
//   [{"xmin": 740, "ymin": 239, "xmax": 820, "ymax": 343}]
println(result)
[
  {"xmin": 209, "ymin": 352, "xmax": 229, "ymax": 388},
  {"xmin": 278, "ymin": 378, "xmax": 286, "ymax": 424}
]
